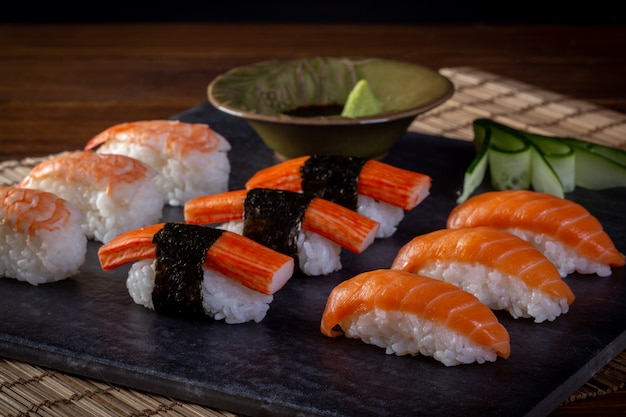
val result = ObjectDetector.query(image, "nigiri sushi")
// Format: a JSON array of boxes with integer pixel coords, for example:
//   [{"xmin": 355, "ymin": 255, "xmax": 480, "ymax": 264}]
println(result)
[
  {"xmin": 184, "ymin": 188, "xmax": 380, "ymax": 276},
  {"xmin": 245, "ymin": 155, "xmax": 431, "ymax": 238},
  {"xmin": 18, "ymin": 151, "xmax": 163, "ymax": 243},
  {"xmin": 447, "ymin": 190, "xmax": 625, "ymax": 277},
  {"xmin": 391, "ymin": 227, "xmax": 575, "ymax": 322},
  {"xmin": 1, "ymin": 186, "xmax": 87, "ymax": 285},
  {"xmin": 320, "ymin": 269, "xmax": 511, "ymax": 366},
  {"xmin": 84, "ymin": 120, "xmax": 231, "ymax": 206},
  {"xmin": 97, "ymin": 222, "xmax": 295, "ymax": 324}
]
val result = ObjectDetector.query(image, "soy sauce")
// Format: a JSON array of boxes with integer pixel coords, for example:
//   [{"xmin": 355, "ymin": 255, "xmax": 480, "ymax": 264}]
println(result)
[{"xmin": 283, "ymin": 104, "xmax": 344, "ymax": 117}]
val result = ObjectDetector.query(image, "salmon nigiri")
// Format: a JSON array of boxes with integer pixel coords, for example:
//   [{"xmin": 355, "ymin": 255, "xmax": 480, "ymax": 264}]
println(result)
[
  {"xmin": 320, "ymin": 269, "xmax": 511, "ymax": 366},
  {"xmin": 245, "ymin": 155, "xmax": 431, "ymax": 238},
  {"xmin": 391, "ymin": 227, "xmax": 575, "ymax": 323},
  {"xmin": 98, "ymin": 222, "xmax": 294, "ymax": 324},
  {"xmin": 447, "ymin": 190, "xmax": 625, "ymax": 277}
]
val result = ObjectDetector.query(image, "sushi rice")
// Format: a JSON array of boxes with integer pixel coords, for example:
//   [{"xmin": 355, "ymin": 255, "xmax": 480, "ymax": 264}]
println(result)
[
  {"xmin": 419, "ymin": 260, "xmax": 570, "ymax": 323},
  {"xmin": 98, "ymin": 132, "xmax": 231, "ymax": 206},
  {"xmin": 510, "ymin": 228, "xmax": 613, "ymax": 277},
  {"xmin": 127, "ymin": 259, "xmax": 273, "ymax": 324},
  {"xmin": 26, "ymin": 172, "xmax": 164, "ymax": 244},
  {"xmin": 341, "ymin": 309, "xmax": 499, "ymax": 366},
  {"xmin": 0, "ymin": 188, "xmax": 87, "ymax": 285},
  {"xmin": 357, "ymin": 195, "xmax": 404, "ymax": 239},
  {"xmin": 220, "ymin": 220, "xmax": 342, "ymax": 276}
]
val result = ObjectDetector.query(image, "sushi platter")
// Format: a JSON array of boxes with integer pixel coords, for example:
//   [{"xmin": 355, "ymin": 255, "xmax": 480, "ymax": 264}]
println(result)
[{"xmin": 1, "ymin": 101, "xmax": 625, "ymax": 417}]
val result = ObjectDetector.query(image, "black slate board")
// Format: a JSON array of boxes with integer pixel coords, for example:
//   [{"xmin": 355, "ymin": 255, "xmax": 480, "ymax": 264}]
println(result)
[{"xmin": 1, "ymin": 102, "xmax": 625, "ymax": 417}]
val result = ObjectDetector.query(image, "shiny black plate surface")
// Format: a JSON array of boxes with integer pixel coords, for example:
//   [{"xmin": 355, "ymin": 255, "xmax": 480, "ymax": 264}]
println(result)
[{"xmin": 1, "ymin": 102, "xmax": 624, "ymax": 417}]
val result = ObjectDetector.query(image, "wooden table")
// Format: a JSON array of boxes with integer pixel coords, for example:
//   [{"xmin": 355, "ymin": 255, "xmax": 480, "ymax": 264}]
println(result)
[{"xmin": 1, "ymin": 23, "xmax": 625, "ymax": 417}]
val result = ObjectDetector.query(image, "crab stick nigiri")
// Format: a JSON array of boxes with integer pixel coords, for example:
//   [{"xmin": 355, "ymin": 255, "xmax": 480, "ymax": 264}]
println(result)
[
  {"xmin": 97, "ymin": 222, "xmax": 295, "ymax": 324},
  {"xmin": 18, "ymin": 151, "xmax": 163, "ymax": 243},
  {"xmin": 391, "ymin": 227, "xmax": 575, "ymax": 323},
  {"xmin": 320, "ymin": 269, "xmax": 511, "ymax": 366},
  {"xmin": 1, "ymin": 186, "xmax": 87, "ymax": 285},
  {"xmin": 184, "ymin": 188, "xmax": 380, "ymax": 276},
  {"xmin": 447, "ymin": 190, "xmax": 625, "ymax": 277},
  {"xmin": 245, "ymin": 155, "xmax": 431, "ymax": 238},
  {"xmin": 85, "ymin": 120, "xmax": 231, "ymax": 207}
]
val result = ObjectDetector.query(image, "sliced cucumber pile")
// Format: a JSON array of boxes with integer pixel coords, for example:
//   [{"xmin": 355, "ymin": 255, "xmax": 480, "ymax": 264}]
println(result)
[{"xmin": 457, "ymin": 119, "xmax": 626, "ymax": 203}]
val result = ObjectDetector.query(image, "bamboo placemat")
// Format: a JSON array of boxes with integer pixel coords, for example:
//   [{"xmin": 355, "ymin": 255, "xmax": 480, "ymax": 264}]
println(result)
[
  {"xmin": 412, "ymin": 67, "xmax": 626, "ymax": 150},
  {"xmin": 1, "ymin": 66, "xmax": 625, "ymax": 416}
]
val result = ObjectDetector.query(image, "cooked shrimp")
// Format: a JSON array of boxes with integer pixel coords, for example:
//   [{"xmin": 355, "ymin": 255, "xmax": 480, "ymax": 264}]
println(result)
[
  {"xmin": 1, "ymin": 186, "xmax": 87, "ymax": 285},
  {"xmin": 85, "ymin": 120, "xmax": 231, "ymax": 206},
  {"xmin": 18, "ymin": 151, "xmax": 163, "ymax": 243}
]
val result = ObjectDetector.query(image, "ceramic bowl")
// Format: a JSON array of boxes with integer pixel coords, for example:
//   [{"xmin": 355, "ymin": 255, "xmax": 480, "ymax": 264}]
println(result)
[{"xmin": 207, "ymin": 57, "xmax": 454, "ymax": 160}]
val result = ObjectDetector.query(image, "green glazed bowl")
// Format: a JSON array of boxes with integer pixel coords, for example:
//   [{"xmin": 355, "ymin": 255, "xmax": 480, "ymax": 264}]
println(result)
[{"xmin": 208, "ymin": 57, "xmax": 454, "ymax": 160}]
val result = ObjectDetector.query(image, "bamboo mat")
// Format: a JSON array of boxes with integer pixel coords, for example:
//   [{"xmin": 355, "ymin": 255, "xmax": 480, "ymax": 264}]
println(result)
[{"xmin": 1, "ymin": 66, "xmax": 626, "ymax": 416}]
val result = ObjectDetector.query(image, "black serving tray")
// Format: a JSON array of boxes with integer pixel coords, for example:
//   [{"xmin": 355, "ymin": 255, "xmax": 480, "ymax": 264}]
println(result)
[{"xmin": 1, "ymin": 102, "xmax": 624, "ymax": 417}]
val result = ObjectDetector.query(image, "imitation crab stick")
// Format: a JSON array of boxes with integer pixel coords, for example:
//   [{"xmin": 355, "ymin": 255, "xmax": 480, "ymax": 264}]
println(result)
[
  {"xmin": 97, "ymin": 222, "xmax": 294, "ymax": 295},
  {"xmin": 447, "ymin": 190, "xmax": 625, "ymax": 277},
  {"xmin": 184, "ymin": 188, "xmax": 379, "ymax": 255},
  {"xmin": 320, "ymin": 269, "xmax": 511, "ymax": 366},
  {"xmin": 245, "ymin": 155, "xmax": 431, "ymax": 211},
  {"xmin": 391, "ymin": 227, "xmax": 575, "ymax": 322}
]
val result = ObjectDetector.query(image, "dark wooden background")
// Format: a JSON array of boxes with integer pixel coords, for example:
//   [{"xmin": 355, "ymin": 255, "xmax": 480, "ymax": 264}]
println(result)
[{"xmin": 2, "ymin": 1, "xmax": 624, "ymax": 25}]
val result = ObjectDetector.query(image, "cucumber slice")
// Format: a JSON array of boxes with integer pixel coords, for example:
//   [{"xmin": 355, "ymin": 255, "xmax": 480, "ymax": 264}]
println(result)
[
  {"xmin": 456, "ymin": 140, "xmax": 489, "ymax": 203},
  {"xmin": 560, "ymin": 137, "xmax": 626, "ymax": 166},
  {"xmin": 487, "ymin": 127, "xmax": 532, "ymax": 191},
  {"xmin": 530, "ymin": 147, "xmax": 565, "ymax": 198},
  {"xmin": 456, "ymin": 119, "xmax": 626, "ymax": 202},
  {"xmin": 525, "ymin": 133, "xmax": 575, "ymax": 192},
  {"xmin": 572, "ymin": 148, "xmax": 626, "ymax": 189},
  {"xmin": 456, "ymin": 119, "xmax": 492, "ymax": 203}
]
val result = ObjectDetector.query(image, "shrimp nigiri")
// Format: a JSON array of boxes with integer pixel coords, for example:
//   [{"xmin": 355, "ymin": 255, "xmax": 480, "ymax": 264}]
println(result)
[
  {"xmin": 0, "ymin": 186, "xmax": 87, "ymax": 285},
  {"xmin": 320, "ymin": 269, "xmax": 511, "ymax": 366},
  {"xmin": 447, "ymin": 190, "xmax": 625, "ymax": 277},
  {"xmin": 97, "ymin": 222, "xmax": 295, "ymax": 324},
  {"xmin": 184, "ymin": 188, "xmax": 380, "ymax": 276},
  {"xmin": 18, "ymin": 151, "xmax": 163, "ymax": 243},
  {"xmin": 245, "ymin": 155, "xmax": 431, "ymax": 238},
  {"xmin": 85, "ymin": 120, "xmax": 231, "ymax": 206},
  {"xmin": 391, "ymin": 227, "xmax": 575, "ymax": 322}
]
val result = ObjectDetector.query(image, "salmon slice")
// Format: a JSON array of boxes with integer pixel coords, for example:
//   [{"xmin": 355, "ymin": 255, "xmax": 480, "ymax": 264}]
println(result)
[
  {"xmin": 391, "ymin": 227, "xmax": 575, "ymax": 321},
  {"xmin": 320, "ymin": 269, "xmax": 510, "ymax": 365},
  {"xmin": 447, "ymin": 190, "xmax": 625, "ymax": 274},
  {"xmin": 97, "ymin": 222, "xmax": 294, "ymax": 295},
  {"xmin": 245, "ymin": 155, "xmax": 431, "ymax": 210}
]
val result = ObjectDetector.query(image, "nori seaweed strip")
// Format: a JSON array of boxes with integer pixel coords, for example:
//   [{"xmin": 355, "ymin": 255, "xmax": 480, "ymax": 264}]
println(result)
[
  {"xmin": 300, "ymin": 155, "xmax": 367, "ymax": 210},
  {"xmin": 152, "ymin": 223, "xmax": 223, "ymax": 318},
  {"xmin": 243, "ymin": 188, "xmax": 313, "ymax": 259}
]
